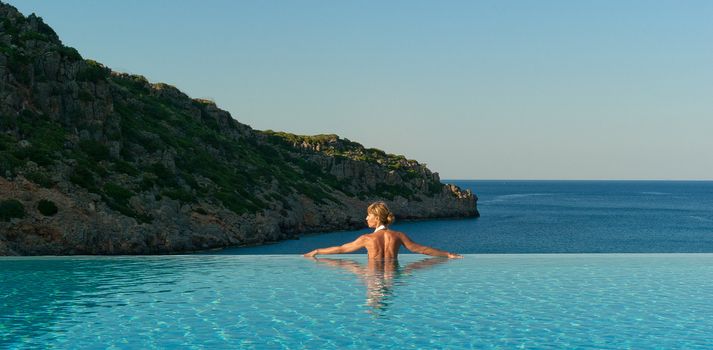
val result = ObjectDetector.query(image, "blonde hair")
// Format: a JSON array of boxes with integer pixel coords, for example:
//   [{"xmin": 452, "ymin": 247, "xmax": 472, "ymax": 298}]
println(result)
[{"xmin": 368, "ymin": 201, "xmax": 395, "ymax": 226}]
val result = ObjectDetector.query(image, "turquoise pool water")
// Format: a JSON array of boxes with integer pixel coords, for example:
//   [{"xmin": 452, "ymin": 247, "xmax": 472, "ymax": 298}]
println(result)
[{"xmin": 2, "ymin": 254, "xmax": 712, "ymax": 349}]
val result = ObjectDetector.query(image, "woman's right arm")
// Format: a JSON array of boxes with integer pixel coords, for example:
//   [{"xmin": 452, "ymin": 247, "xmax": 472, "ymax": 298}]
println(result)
[
  {"xmin": 399, "ymin": 233, "xmax": 462, "ymax": 258},
  {"xmin": 304, "ymin": 236, "xmax": 367, "ymax": 257}
]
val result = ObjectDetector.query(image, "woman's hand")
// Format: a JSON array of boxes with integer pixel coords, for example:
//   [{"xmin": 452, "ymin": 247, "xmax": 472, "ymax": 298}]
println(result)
[
  {"xmin": 303, "ymin": 250, "xmax": 318, "ymax": 258},
  {"xmin": 447, "ymin": 253, "xmax": 463, "ymax": 259}
]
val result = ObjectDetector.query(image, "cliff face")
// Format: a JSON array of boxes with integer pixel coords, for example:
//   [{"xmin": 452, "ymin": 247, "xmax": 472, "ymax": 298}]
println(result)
[{"xmin": 0, "ymin": 3, "xmax": 477, "ymax": 256}]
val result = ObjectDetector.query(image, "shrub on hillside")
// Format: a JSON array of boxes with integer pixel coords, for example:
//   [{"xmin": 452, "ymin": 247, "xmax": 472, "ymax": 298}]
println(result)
[
  {"xmin": 77, "ymin": 60, "xmax": 110, "ymax": 82},
  {"xmin": 0, "ymin": 199, "xmax": 25, "ymax": 221},
  {"xmin": 69, "ymin": 166, "xmax": 98, "ymax": 192},
  {"xmin": 37, "ymin": 199, "xmax": 58, "ymax": 216},
  {"xmin": 103, "ymin": 183, "xmax": 133, "ymax": 203},
  {"xmin": 25, "ymin": 171, "xmax": 54, "ymax": 188}
]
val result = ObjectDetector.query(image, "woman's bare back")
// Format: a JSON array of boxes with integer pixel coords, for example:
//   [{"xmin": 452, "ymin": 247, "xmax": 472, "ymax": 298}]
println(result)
[{"xmin": 362, "ymin": 230, "xmax": 403, "ymax": 260}]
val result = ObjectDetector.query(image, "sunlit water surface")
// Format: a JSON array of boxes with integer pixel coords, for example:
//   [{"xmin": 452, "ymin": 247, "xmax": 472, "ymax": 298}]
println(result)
[{"xmin": 2, "ymin": 254, "xmax": 712, "ymax": 349}]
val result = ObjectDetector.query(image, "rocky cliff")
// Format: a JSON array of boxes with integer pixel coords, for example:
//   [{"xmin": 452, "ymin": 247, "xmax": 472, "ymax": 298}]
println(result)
[{"xmin": 0, "ymin": 3, "xmax": 478, "ymax": 256}]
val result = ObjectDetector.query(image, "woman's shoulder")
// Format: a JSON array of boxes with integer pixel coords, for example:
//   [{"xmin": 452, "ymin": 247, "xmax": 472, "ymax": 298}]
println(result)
[{"xmin": 384, "ymin": 229, "xmax": 406, "ymax": 237}]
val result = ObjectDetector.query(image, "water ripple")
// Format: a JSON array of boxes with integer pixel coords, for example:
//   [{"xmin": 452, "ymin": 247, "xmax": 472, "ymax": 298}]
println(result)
[{"xmin": 1, "ymin": 254, "xmax": 712, "ymax": 349}]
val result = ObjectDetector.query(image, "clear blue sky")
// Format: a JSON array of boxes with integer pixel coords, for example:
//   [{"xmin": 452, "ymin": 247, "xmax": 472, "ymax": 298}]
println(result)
[{"xmin": 11, "ymin": 1, "xmax": 713, "ymax": 180}]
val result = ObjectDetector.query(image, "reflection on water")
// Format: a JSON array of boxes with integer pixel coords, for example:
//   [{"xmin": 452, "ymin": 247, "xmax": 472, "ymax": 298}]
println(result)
[
  {"xmin": 3, "ymin": 255, "xmax": 713, "ymax": 348},
  {"xmin": 310, "ymin": 257, "xmax": 453, "ymax": 316}
]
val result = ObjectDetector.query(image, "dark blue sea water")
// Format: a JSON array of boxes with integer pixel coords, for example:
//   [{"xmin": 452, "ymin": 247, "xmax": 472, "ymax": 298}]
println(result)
[{"xmin": 217, "ymin": 181, "xmax": 713, "ymax": 254}]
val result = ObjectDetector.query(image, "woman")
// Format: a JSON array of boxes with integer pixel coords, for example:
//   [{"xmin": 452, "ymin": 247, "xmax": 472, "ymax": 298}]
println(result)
[{"xmin": 303, "ymin": 201, "xmax": 462, "ymax": 259}]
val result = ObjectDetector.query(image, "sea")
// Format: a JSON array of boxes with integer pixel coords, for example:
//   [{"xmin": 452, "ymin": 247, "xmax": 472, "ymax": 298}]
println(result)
[{"xmin": 219, "ymin": 180, "xmax": 713, "ymax": 255}]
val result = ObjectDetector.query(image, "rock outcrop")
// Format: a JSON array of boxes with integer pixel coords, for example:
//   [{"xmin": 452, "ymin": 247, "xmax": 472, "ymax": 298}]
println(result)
[{"xmin": 0, "ymin": 2, "xmax": 478, "ymax": 255}]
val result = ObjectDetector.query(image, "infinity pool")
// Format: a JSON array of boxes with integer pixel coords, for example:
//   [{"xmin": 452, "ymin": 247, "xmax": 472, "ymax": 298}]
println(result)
[{"xmin": 1, "ymin": 254, "xmax": 711, "ymax": 349}]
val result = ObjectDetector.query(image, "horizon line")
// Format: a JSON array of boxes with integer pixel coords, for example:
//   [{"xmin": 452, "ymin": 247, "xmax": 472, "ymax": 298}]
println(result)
[{"xmin": 443, "ymin": 178, "xmax": 713, "ymax": 182}]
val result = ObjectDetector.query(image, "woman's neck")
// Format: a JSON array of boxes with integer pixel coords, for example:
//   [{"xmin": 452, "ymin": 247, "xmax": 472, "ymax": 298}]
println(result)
[{"xmin": 374, "ymin": 224, "xmax": 386, "ymax": 232}]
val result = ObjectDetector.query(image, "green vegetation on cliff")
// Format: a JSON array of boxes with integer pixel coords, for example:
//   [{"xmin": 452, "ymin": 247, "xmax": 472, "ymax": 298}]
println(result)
[
  {"xmin": 0, "ymin": 2, "xmax": 475, "ymax": 256},
  {"xmin": 0, "ymin": 199, "xmax": 24, "ymax": 221},
  {"xmin": 37, "ymin": 199, "xmax": 57, "ymax": 216}
]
